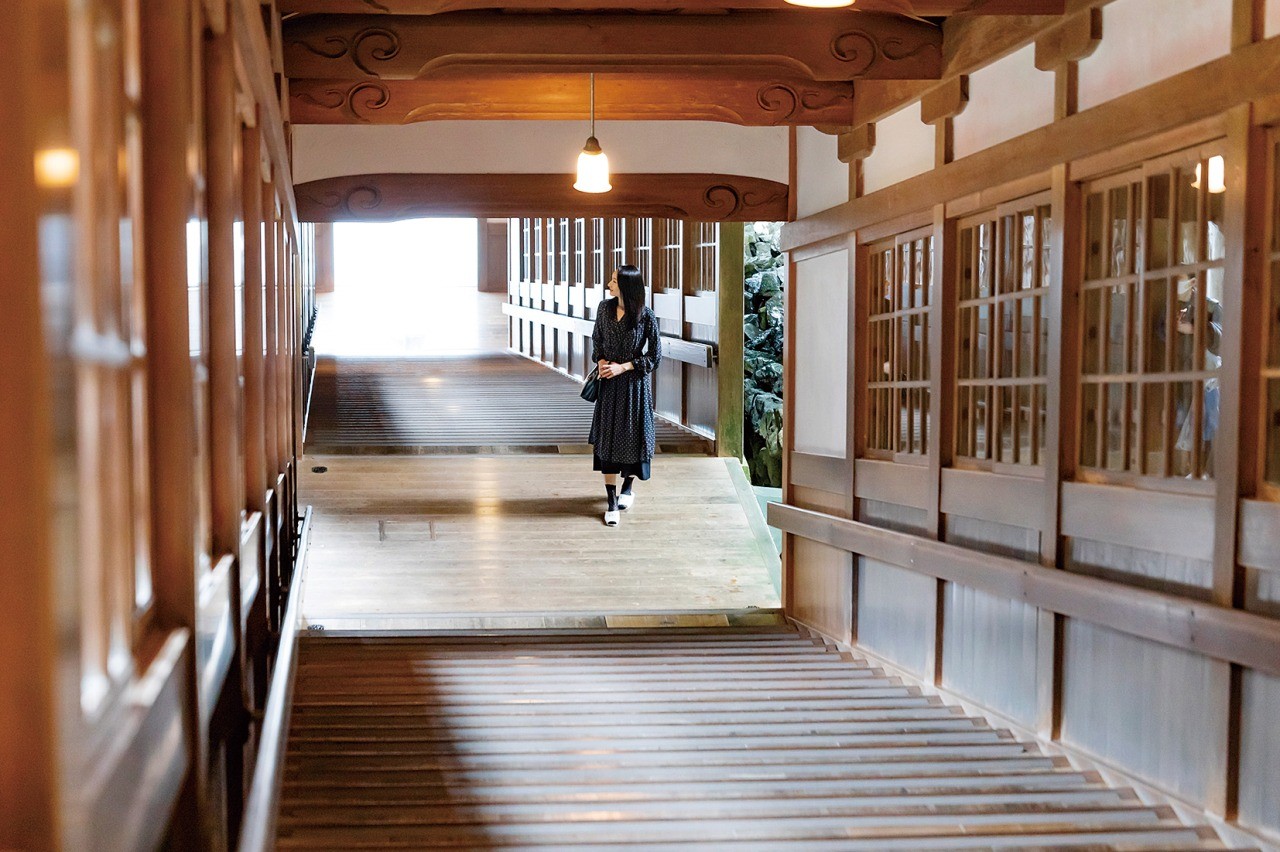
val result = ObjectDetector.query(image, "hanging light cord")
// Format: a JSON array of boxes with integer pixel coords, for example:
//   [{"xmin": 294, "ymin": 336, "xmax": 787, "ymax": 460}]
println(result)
[{"xmin": 589, "ymin": 72, "xmax": 596, "ymax": 138}]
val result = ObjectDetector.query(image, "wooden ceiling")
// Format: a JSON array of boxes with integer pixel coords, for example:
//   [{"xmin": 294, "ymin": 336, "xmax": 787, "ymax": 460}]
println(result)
[{"xmin": 282, "ymin": 1, "xmax": 1067, "ymax": 127}]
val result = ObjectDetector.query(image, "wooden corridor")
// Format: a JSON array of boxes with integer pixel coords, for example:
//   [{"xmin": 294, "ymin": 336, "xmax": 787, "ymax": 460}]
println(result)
[
  {"xmin": 305, "ymin": 353, "xmax": 710, "ymax": 454},
  {"xmin": 299, "ymin": 455, "xmax": 782, "ymax": 630},
  {"xmin": 276, "ymin": 628, "xmax": 1246, "ymax": 850}
]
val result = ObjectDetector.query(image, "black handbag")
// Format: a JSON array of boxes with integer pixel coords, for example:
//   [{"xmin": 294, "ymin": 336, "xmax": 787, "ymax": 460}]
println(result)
[{"xmin": 580, "ymin": 367, "xmax": 600, "ymax": 402}]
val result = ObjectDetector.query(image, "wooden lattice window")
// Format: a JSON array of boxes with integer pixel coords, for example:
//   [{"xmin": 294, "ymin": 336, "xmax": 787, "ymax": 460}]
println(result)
[
  {"xmin": 656, "ymin": 219, "xmax": 683, "ymax": 291},
  {"xmin": 558, "ymin": 217, "xmax": 570, "ymax": 285},
  {"xmin": 691, "ymin": 221, "xmax": 718, "ymax": 293},
  {"xmin": 519, "ymin": 218, "xmax": 531, "ymax": 282},
  {"xmin": 591, "ymin": 218, "xmax": 606, "ymax": 287},
  {"xmin": 532, "ymin": 217, "xmax": 543, "ymax": 283},
  {"xmin": 573, "ymin": 218, "xmax": 586, "ymax": 288},
  {"xmin": 610, "ymin": 217, "xmax": 627, "ymax": 274},
  {"xmin": 1079, "ymin": 145, "xmax": 1226, "ymax": 482},
  {"xmin": 866, "ymin": 228, "xmax": 932, "ymax": 458},
  {"xmin": 955, "ymin": 196, "xmax": 1052, "ymax": 468},
  {"xmin": 633, "ymin": 218, "xmax": 652, "ymax": 283},
  {"xmin": 1264, "ymin": 136, "xmax": 1280, "ymax": 490}
]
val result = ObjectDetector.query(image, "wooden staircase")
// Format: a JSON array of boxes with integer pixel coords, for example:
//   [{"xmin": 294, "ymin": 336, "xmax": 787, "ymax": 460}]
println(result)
[{"xmin": 277, "ymin": 628, "xmax": 1248, "ymax": 850}]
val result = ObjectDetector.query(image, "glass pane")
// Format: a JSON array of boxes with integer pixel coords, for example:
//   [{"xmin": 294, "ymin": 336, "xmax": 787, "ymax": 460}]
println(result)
[
  {"xmin": 1085, "ymin": 192, "xmax": 1104, "ymax": 281},
  {"xmin": 1000, "ymin": 385, "xmax": 1015, "ymax": 464},
  {"xmin": 1144, "ymin": 277, "xmax": 1170, "ymax": 373},
  {"xmin": 1266, "ymin": 379, "xmax": 1280, "ymax": 483},
  {"xmin": 1148, "ymin": 173, "xmax": 1172, "ymax": 270},
  {"xmin": 1173, "ymin": 275, "xmax": 1197, "ymax": 373},
  {"xmin": 1201, "ymin": 379, "xmax": 1219, "ymax": 479},
  {"xmin": 978, "ymin": 222, "xmax": 992, "ymax": 297},
  {"xmin": 1142, "ymin": 383, "xmax": 1167, "ymax": 476},
  {"xmin": 999, "ymin": 215, "xmax": 1016, "ymax": 295},
  {"xmin": 1109, "ymin": 186, "xmax": 1130, "ymax": 277},
  {"xmin": 1000, "ymin": 299, "xmax": 1015, "ymax": 379},
  {"xmin": 958, "ymin": 307, "xmax": 973, "ymax": 379},
  {"xmin": 956, "ymin": 386, "xmax": 972, "ymax": 457},
  {"xmin": 1040, "ymin": 208, "xmax": 1053, "ymax": 290},
  {"xmin": 975, "ymin": 386, "xmax": 989, "ymax": 459},
  {"xmin": 1019, "ymin": 295, "xmax": 1035, "ymax": 378},
  {"xmin": 1206, "ymin": 169, "xmax": 1226, "ymax": 262},
  {"xmin": 1036, "ymin": 384, "xmax": 1048, "ymax": 465},
  {"xmin": 1171, "ymin": 381, "xmax": 1195, "ymax": 477},
  {"xmin": 976, "ymin": 303, "xmax": 990, "ymax": 379},
  {"xmin": 919, "ymin": 388, "xmax": 930, "ymax": 453},
  {"xmin": 1082, "ymin": 289, "xmax": 1102, "ymax": 375},
  {"xmin": 914, "ymin": 239, "xmax": 927, "ymax": 309},
  {"xmin": 1021, "ymin": 212, "xmax": 1036, "ymax": 290},
  {"xmin": 1018, "ymin": 384, "xmax": 1033, "ymax": 465},
  {"xmin": 1105, "ymin": 382, "xmax": 1126, "ymax": 471},
  {"xmin": 1106, "ymin": 284, "xmax": 1127, "ymax": 375},
  {"xmin": 1176, "ymin": 167, "xmax": 1199, "ymax": 266},
  {"xmin": 959, "ymin": 227, "xmax": 975, "ymax": 300},
  {"xmin": 900, "ymin": 245, "xmax": 912, "ymax": 311},
  {"xmin": 1081, "ymin": 383, "xmax": 1100, "ymax": 468}
]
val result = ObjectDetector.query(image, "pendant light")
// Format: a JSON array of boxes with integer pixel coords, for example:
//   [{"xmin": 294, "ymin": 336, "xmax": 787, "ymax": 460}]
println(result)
[{"xmin": 574, "ymin": 73, "xmax": 612, "ymax": 194}]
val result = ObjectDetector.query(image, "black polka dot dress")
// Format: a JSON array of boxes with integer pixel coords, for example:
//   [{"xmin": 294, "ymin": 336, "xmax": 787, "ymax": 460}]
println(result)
[{"xmin": 589, "ymin": 298, "xmax": 662, "ymax": 480}]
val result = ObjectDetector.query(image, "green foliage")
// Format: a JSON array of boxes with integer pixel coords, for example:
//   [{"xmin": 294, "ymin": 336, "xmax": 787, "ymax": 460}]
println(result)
[{"xmin": 743, "ymin": 222, "xmax": 785, "ymax": 487}]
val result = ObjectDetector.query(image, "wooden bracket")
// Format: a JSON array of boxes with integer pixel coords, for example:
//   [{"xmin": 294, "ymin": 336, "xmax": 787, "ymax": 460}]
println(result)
[
  {"xmin": 1034, "ymin": 7, "xmax": 1102, "ymax": 71},
  {"xmin": 920, "ymin": 75, "xmax": 968, "ymax": 125},
  {"xmin": 838, "ymin": 123, "xmax": 877, "ymax": 164}
]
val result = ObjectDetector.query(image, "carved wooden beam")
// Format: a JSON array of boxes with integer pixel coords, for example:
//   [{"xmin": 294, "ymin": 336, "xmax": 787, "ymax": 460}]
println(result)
[
  {"xmin": 295, "ymin": 173, "xmax": 790, "ymax": 221},
  {"xmin": 289, "ymin": 74, "xmax": 855, "ymax": 125},
  {"xmin": 279, "ymin": 1, "xmax": 1065, "ymax": 15},
  {"xmin": 282, "ymin": 12, "xmax": 943, "ymax": 82}
]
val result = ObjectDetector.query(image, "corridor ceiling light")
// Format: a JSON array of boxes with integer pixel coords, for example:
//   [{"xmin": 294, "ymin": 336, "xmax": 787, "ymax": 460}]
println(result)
[
  {"xmin": 574, "ymin": 73, "xmax": 612, "ymax": 194},
  {"xmin": 1191, "ymin": 155, "xmax": 1226, "ymax": 194},
  {"xmin": 784, "ymin": 0, "xmax": 855, "ymax": 7}
]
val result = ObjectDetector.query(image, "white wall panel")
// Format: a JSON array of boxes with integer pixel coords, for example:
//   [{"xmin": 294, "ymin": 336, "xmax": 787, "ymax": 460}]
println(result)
[
  {"xmin": 857, "ymin": 558, "xmax": 935, "ymax": 678},
  {"xmin": 796, "ymin": 126, "xmax": 848, "ymax": 219},
  {"xmin": 293, "ymin": 121, "xmax": 790, "ymax": 183},
  {"xmin": 1078, "ymin": 0, "xmax": 1232, "ymax": 112},
  {"xmin": 1239, "ymin": 669, "xmax": 1280, "ymax": 838},
  {"xmin": 1060, "ymin": 620, "xmax": 1224, "ymax": 804},
  {"xmin": 862, "ymin": 103, "xmax": 934, "ymax": 195},
  {"xmin": 942, "ymin": 584, "xmax": 1040, "ymax": 726},
  {"xmin": 953, "ymin": 45, "xmax": 1054, "ymax": 161},
  {"xmin": 945, "ymin": 515, "xmax": 1039, "ymax": 561},
  {"xmin": 793, "ymin": 249, "xmax": 848, "ymax": 458}
]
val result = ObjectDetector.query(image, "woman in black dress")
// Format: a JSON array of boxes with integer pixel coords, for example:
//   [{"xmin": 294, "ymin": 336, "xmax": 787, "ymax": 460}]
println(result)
[{"xmin": 590, "ymin": 265, "xmax": 662, "ymax": 526}]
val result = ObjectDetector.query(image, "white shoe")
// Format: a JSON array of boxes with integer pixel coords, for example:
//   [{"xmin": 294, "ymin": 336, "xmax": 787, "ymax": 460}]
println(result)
[
  {"xmin": 604, "ymin": 509, "xmax": 620, "ymax": 526},
  {"xmin": 617, "ymin": 492, "xmax": 634, "ymax": 510}
]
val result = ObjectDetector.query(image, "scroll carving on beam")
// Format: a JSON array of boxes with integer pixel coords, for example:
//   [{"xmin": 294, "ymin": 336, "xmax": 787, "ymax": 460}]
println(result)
[{"xmin": 295, "ymin": 173, "xmax": 791, "ymax": 222}]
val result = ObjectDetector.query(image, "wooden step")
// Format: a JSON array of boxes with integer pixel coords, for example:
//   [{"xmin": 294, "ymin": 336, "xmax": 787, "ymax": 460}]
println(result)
[{"xmin": 276, "ymin": 630, "xmax": 1232, "ymax": 850}]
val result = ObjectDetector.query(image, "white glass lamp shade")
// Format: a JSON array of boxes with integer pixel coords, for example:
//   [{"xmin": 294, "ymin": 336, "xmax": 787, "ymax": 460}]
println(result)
[
  {"xmin": 574, "ymin": 136, "xmax": 612, "ymax": 194},
  {"xmin": 1191, "ymin": 156, "xmax": 1226, "ymax": 194}
]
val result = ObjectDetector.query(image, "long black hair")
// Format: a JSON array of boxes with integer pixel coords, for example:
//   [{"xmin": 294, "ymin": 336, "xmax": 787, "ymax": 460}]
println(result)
[{"xmin": 615, "ymin": 265, "xmax": 647, "ymax": 329}]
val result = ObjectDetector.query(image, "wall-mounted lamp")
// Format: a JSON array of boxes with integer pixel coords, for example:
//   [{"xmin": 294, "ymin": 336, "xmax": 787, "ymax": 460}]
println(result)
[
  {"xmin": 574, "ymin": 73, "xmax": 611, "ymax": 194},
  {"xmin": 1191, "ymin": 155, "xmax": 1226, "ymax": 194},
  {"xmin": 34, "ymin": 147, "xmax": 79, "ymax": 189}
]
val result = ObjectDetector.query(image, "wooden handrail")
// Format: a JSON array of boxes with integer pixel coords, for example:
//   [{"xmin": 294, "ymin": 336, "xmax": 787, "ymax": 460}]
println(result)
[
  {"xmin": 238, "ymin": 505, "xmax": 313, "ymax": 852},
  {"xmin": 768, "ymin": 501, "xmax": 1280, "ymax": 678},
  {"xmin": 501, "ymin": 302, "xmax": 716, "ymax": 368}
]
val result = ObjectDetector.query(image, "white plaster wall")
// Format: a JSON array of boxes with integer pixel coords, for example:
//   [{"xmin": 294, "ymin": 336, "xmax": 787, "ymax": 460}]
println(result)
[
  {"xmin": 861, "ymin": 103, "xmax": 935, "ymax": 196},
  {"xmin": 953, "ymin": 45, "xmax": 1054, "ymax": 161},
  {"xmin": 293, "ymin": 121, "xmax": 790, "ymax": 184},
  {"xmin": 1078, "ymin": 0, "xmax": 1232, "ymax": 112},
  {"xmin": 795, "ymin": 126, "xmax": 848, "ymax": 219},
  {"xmin": 794, "ymin": 248, "xmax": 848, "ymax": 458},
  {"xmin": 1268, "ymin": 0, "xmax": 1280, "ymax": 38}
]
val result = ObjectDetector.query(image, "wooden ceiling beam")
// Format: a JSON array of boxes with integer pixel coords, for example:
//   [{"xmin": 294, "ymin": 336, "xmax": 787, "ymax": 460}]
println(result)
[
  {"xmin": 280, "ymin": 1, "xmax": 1064, "ymax": 16},
  {"xmin": 295, "ymin": 172, "xmax": 790, "ymax": 221},
  {"xmin": 283, "ymin": 12, "xmax": 943, "ymax": 82},
  {"xmin": 289, "ymin": 73, "xmax": 855, "ymax": 125}
]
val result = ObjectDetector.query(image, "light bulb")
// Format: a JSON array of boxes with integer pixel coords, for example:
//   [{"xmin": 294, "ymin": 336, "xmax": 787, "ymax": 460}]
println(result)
[
  {"xmin": 574, "ymin": 136, "xmax": 611, "ymax": 194},
  {"xmin": 35, "ymin": 147, "xmax": 79, "ymax": 188},
  {"xmin": 1191, "ymin": 156, "xmax": 1226, "ymax": 194}
]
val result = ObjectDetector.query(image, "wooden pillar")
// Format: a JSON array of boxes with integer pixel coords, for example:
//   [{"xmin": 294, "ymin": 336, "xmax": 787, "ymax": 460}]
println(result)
[
  {"xmin": 0, "ymin": 2, "xmax": 60, "ymax": 847},
  {"xmin": 262, "ymin": 185, "xmax": 279, "ymax": 479},
  {"xmin": 204, "ymin": 24, "xmax": 244, "ymax": 557},
  {"xmin": 276, "ymin": 221, "xmax": 292, "ymax": 476},
  {"xmin": 242, "ymin": 123, "xmax": 266, "ymax": 512},
  {"xmin": 139, "ymin": 0, "xmax": 204, "ymax": 839},
  {"xmin": 314, "ymin": 222, "xmax": 335, "ymax": 295},
  {"xmin": 717, "ymin": 222, "xmax": 745, "ymax": 460}
]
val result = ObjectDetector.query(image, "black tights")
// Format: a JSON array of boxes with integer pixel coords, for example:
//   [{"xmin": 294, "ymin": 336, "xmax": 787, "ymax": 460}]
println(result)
[{"xmin": 621, "ymin": 476, "xmax": 635, "ymax": 495}]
